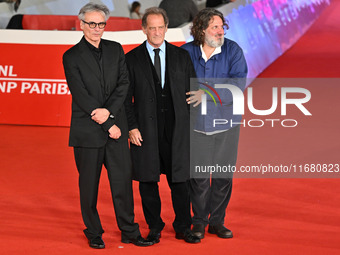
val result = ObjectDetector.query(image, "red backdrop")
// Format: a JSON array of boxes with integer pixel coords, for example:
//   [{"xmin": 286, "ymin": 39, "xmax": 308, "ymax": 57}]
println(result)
[{"xmin": 0, "ymin": 42, "xmax": 184, "ymax": 126}]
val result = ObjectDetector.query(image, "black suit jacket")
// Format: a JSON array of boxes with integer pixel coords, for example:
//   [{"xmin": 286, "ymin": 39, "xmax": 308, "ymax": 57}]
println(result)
[
  {"xmin": 63, "ymin": 37, "xmax": 129, "ymax": 147},
  {"xmin": 124, "ymin": 41, "xmax": 196, "ymax": 182}
]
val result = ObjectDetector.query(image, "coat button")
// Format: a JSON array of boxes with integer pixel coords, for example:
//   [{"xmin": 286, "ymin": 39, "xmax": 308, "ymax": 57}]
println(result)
[
  {"xmin": 149, "ymin": 116, "xmax": 154, "ymax": 120},
  {"xmin": 150, "ymin": 98, "xmax": 154, "ymax": 102}
]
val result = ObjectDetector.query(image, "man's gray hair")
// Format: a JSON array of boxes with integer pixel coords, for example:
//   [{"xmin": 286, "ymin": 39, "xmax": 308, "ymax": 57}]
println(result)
[
  {"xmin": 142, "ymin": 7, "xmax": 169, "ymax": 28},
  {"xmin": 78, "ymin": 3, "xmax": 110, "ymax": 21}
]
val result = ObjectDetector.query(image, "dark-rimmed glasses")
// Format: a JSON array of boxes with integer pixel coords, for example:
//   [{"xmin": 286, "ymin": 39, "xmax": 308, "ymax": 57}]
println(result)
[{"xmin": 81, "ymin": 20, "xmax": 106, "ymax": 29}]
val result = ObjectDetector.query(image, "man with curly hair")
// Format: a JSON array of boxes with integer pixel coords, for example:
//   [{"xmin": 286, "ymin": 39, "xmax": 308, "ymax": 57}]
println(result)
[{"xmin": 182, "ymin": 8, "xmax": 247, "ymax": 240}]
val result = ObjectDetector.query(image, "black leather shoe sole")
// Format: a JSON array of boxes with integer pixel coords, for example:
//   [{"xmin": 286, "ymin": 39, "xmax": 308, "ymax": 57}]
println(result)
[
  {"xmin": 192, "ymin": 231, "xmax": 205, "ymax": 239},
  {"xmin": 89, "ymin": 243, "xmax": 105, "ymax": 249},
  {"xmin": 192, "ymin": 224, "xmax": 205, "ymax": 239},
  {"xmin": 146, "ymin": 236, "xmax": 160, "ymax": 244},
  {"xmin": 89, "ymin": 240, "xmax": 105, "ymax": 249},
  {"xmin": 175, "ymin": 233, "xmax": 201, "ymax": 243},
  {"xmin": 208, "ymin": 228, "xmax": 233, "ymax": 238},
  {"xmin": 89, "ymin": 236, "xmax": 105, "ymax": 249},
  {"xmin": 121, "ymin": 238, "xmax": 154, "ymax": 247},
  {"xmin": 146, "ymin": 231, "xmax": 161, "ymax": 244}
]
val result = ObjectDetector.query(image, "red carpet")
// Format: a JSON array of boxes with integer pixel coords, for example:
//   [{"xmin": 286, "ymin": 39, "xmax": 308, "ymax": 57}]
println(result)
[{"xmin": 1, "ymin": 1, "xmax": 340, "ymax": 254}]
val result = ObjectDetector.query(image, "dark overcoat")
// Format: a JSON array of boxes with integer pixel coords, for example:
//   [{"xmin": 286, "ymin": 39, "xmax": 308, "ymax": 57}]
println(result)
[{"xmin": 124, "ymin": 41, "xmax": 196, "ymax": 182}]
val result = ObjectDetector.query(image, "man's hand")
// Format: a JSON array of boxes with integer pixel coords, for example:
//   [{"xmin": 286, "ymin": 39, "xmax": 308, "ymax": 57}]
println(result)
[
  {"xmin": 91, "ymin": 108, "xmax": 110, "ymax": 124},
  {"xmin": 186, "ymin": 89, "xmax": 205, "ymax": 107},
  {"xmin": 108, "ymin": 125, "xmax": 121, "ymax": 139},
  {"xmin": 129, "ymin": 128, "xmax": 143, "ymax": 146}
]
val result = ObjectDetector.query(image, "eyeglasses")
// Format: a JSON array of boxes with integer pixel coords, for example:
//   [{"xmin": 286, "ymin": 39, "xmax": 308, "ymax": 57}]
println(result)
[{"xmin": 81, "ymin": 20, "xmax": 106, "ymax": 29}]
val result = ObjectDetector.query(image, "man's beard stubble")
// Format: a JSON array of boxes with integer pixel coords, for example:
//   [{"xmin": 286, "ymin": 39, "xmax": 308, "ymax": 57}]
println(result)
[{"xmin": 205, "ymin": 35, "xmax": 224, "ymax": 48}]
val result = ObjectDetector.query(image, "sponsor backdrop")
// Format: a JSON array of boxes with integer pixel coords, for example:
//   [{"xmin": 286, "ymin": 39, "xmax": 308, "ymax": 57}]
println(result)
[{"xmin": 0, "ymin": 0, "xmax": 330, "ymax": 127}]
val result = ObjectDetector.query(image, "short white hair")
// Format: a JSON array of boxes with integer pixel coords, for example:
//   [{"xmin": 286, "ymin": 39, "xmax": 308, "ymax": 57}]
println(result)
[{"xmin": 78, "ymin": 3, "xmax": 110, "ymax": 21}]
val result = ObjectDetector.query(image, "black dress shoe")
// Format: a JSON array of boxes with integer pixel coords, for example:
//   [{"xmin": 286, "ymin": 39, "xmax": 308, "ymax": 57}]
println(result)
[
  {"xmin": 192, "ymin": 224, "xmax": 205, "ymax": 239},
  {"xmin": 208, "ymin": 224, "xmax": 233, "ymax": 238},
  {"xmin": 121, "ymin": 235, "xmax": 154, "ymax": 247},
  {"xmin": 175, "ymin": 230, "xmax": 201, "ymax": 243},
  {"xmin": 89, "ymin": 236, "xmax": 105, "ymax": 249},
  {"xmin": 146, "ymin": 229, "xmax": 161, "ymax": 244}
]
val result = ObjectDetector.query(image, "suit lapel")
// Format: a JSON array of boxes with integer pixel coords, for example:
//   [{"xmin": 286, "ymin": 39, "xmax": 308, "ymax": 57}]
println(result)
[
  {"xmin": 165, "ymin": 41, "xmax": 177, "ymax": 91},
  {"xmin": 135, "ymin": 42, "xmax": 156, "ymax": 94},
  {"xmin": 78, "ymin": 37, "xmax": 101, "ymax": 81}
]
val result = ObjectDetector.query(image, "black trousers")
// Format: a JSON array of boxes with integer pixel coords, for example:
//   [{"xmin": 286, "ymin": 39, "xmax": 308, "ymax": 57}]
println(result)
[
  {"xmin": 73, "ymin": 138, "xmax": 140, "ymax": 240},
  {"xmin": 190, "ymin": 125, "xmax": 240, "ymax": 226},
  {"xmin": 139, "ymin": 134, "xmax": 192, "ymax": 233}
]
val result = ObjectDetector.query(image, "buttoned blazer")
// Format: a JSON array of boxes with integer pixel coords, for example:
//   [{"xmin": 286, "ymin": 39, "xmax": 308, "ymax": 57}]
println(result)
[{"xmin": 63, "ymin": 37, "xmax": 129, "ymax": 147}]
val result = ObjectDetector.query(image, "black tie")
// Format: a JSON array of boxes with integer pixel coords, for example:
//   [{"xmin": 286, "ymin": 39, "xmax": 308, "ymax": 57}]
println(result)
[{"xmin": 153, "ymin": 48, "xmax": 161, "ymax": 83}]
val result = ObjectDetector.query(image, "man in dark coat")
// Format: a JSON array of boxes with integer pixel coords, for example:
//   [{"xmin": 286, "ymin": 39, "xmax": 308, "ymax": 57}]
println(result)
[
  {"xmin": 62, "ymin": 3, "xmax": 152, "ymax": 249},
  {"xmin": 124, "ymin": 7, "xmax": 200, "ymax": 244}
]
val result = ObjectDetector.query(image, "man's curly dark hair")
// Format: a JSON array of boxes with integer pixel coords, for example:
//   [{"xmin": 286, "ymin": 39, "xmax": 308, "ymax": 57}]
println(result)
[{"xmin": 190, "ymin": 8, "xmax": 229, "ymax": 46}]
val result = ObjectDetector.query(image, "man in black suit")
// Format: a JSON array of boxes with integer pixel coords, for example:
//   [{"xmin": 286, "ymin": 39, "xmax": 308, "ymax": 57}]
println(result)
[
  {"xmin": 62, "ymin": 3, "xmax": 152, "ymax": 249},
  {"xmin": 124, "ymin": 7, "xmax": 200, "ymax": 244}
]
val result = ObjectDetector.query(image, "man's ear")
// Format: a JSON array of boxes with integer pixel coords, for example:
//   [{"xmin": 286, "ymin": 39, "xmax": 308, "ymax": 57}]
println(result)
[{"xmin": 142, "ymin": 26, "xmax": 147, "ymax": 35}]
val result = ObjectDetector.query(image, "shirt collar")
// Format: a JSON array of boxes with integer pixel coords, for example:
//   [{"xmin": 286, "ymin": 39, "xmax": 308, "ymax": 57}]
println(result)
[
  {"xmin": 146, "ymin": 40, "xmax": 166, "ymax": 54},
  {"xmin": 84, "ymin": 37, "xmax": 102, "ymax": 52},
  {"xmin": 200, "ymin": 44, "xmax": 221, "ymax": 62}
]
